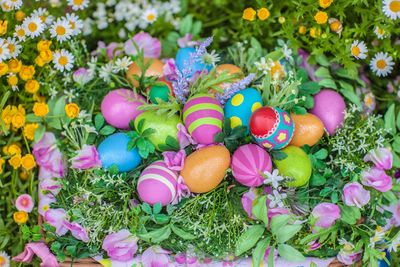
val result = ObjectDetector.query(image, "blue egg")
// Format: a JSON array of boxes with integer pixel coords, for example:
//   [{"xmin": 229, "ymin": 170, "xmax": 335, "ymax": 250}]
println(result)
[
  {"xmin": 224, "ymin": 88, "xmax": 263, "ymax": 132},
  {"xmin": 98, "ymin": 133, "xmax": 141, "ymax": 172},
  {"xmin": 378, "ymin": 250, "xmax": 391, "ymax": 267},
  {"xmin": 175, "ymin": 47, "xmax": 212, "ymax": 78}
]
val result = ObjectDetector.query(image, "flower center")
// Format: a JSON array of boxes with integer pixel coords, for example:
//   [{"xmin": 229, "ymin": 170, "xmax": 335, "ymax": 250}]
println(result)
[
  {"xmin": 351, "ymin": 46, "xmax": 360, "ymax": 56},
  {"xmin": 0, "ymin": 47, "xmax": 2, "ymax": 54},
  {"xmin": 28, "ymin": 22, "xmax": 37, "ymax": 32},
  {"xmin": 69, "ymin": 21, "xmax": 76, "ymax": 29},
  {"xmin": 0, "ymin": 256, "xmax": 5, "ymax": 265},
  {"xmin": 8, "ymin": 43, "xmax": 15, "ymax": 53},
  {"xmin": 390, "ymin": 1, "xmax": 400, "ymax": 12},
  {"xmin": 376, "ymin": 59, "xmax": 387, "ymax": 69},
  {"xmin": 21, "ymin": 198, "xmax": 28, "ymax": 206},
  {"xmin": 377, "ymin": 28, "xmax": 385, "ymax": 35},
  {"xmin": 58, "ymin": 56, "xmax": 68, "ymax": 66},
  {"xmin": 56, "ymin": 26, "xmax": 66, "ymax": 35},
  {"xmin": 330, "ymin": 21, "xmax": 341, "ymax": 31},
  {"xmin": 73, "ymin": 0, "xmax": 84, "ymax": 5},
  {"xmin": 147, "ymin": 14, "xmax": 155, "ymax": 21},
  {"xmin": 17, "ymin": 28, "xmax": 25, "ymax": 36}
]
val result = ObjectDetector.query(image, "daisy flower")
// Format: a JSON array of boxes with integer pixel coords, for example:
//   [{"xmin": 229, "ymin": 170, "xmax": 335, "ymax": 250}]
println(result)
[
  {"xmin": 370, "ymin": 52, "xmax": 395, "ymax": 77},
  {"xmin": 3, "ymin": 0, "xmax": 22, "ymax": 10},
  {"xmin": 53, "ymin": 49, "xmax": 74, "ymax": 71},
  {"xmin": 99, "ymin": 62, "xmax": 115, "ymax": 82},
  {"xmin": 22, "ymin": 16, "xmax": 45, "ymax": 38},
  {"xmin": 382, "ymin": 0, "xmax": 400, "ymax": 20},
  {"xmin": 32, "ymin": 8, "xmax": 54, "ymax": 25},
  {"xmin": 66, "ymin": 13, "xmax": 83, "ymax": 36},
  {"xmin": 255, "ymin": 57, "xmax": 269, "ymax": 73},
  {"xmin": 350, "ymin": 40, "xmax": 368, "ymax": 60},
  {"xmin": 374, "ymin": 26, "xmax": 388, "ymax": 39},
  {"xmin": 5, "ymin": 37, "xmax": 21, "ymax": 58},
  {"xmin": 50, "ymin": 18, "xmax": 72, "ymax": 42},
  {"xmin": 67, "ymin": 0, "xmax": 89, "ymax": 11},
  {"xmin": 202, "ymin": 50, "xmax": 220, "ymax": 66},
  {"xmin": 329, "ymin": 18, "xmax": 343, "ymax": 35},
  {"xmin": 13, "ymin": 25, "xmax": 26, "ymax": 41},
  {"xmin": 143, "ymin": 8, "xmax": 158, "ymax": 24},
  {"xmin": 113, "ymin": 56, "xmax": 133, "ymax": 72},
  {"xmin": 0, "ymin": 39, "xmax": 10, "ymax": 62},
  {"xmin": 0, "ymin": 251, "xmax": 10, "ymax": 267}
]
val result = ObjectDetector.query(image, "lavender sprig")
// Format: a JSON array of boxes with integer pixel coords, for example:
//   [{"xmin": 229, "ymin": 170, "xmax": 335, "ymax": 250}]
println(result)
[{"xmin": 216, "ymin": 73, "xmax": 256, "ymax": 104}]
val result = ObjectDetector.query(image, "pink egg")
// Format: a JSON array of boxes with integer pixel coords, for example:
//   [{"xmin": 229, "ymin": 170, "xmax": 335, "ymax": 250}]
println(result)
[
  {"xmin": 309, "ymin": 89, "xmax": 346, "ymax": 135},
  {"xmin": 231, "ymin": 144, "xmax": 272, "ymax": 187},
  {"xmin": 101, "ymin": 88, "xmax": 146, "ymax": 129},
  {"xmin": 137, "ymin": 160, "xmax": 178, "ymax": 206}
]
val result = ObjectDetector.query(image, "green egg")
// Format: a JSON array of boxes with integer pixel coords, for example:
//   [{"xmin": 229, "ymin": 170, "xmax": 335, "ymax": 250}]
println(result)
[{"xmin": 149, "ymin": 83, "xmax": 171, "ymax": 104}]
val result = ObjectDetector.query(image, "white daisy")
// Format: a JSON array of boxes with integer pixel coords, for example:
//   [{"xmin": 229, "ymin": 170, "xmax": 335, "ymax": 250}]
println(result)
[
  {"xmin": 53, "ymin": 49, "xmax": 74, "ymax": 72},
  {"xmin": 32, "ymin": 8, "xmax": 54, "ymax": 25},
  {"xmin": 143, "ymin": 8, "xmax": 158, "ymax": 24},
  {"xmin": 22, "ymin": 16, "xmax": 45, "ymax": 38},
  {"xmin": 5, "ymin": 37, "xmax": 21, "ymax": 58},
  {"xmin": 267, "ymin": 189, "xmax": 287, "ymax": 208},
  {"xmin": 2, "ymin": 0, "xmax": 22, "ymax": 10},
  {"xmin": 0, "ymin": 251, "xmax": 10, "ymax": 267},
  {"xmin": 255, "ymin": 57, "xmax": 269, "ymax": 73},
  {"xmin": 350, "ymin": 40, "xmax": 368, "ymax": 59},
  {"xmin": 383, "ymin": 0, "xmax": 400, "ymax": 20},
  {"xmin": 66, "ymin": 13, "xmax": 83, "ymax": 36},
  {"xmin": 370, "ymin": 52, "xmax": 395, "ymax": 77},
  {"xmin": 113, "ymin": 56, "xmax": 133, "ymax": 72},
  {"xmin": 374, "ymin": 26, "xmax": 388, "ymax": 39},
  {"xmin": 202, "ymin": 50, "xmax": 220, "ymax": 66},
  {"xmin": 67, "ymin": 0, "xmax": 89, "ymax": 11},
  {"xmin": 13, "ymin": 25, "xmax": 26, "ymax": 41},
  {"xmin": 263, "ymin": 169, "xmax": 285, "ymax": 188},
  {"xmin": 0, "ymin": 39, "xmax": 10, "ymax": 62},
  {"xmin": 99, "ymin": 62, "xmax": 115, "ymax": 82},
  {"xmin": 49, "ymin": 18, "xmax": 72, "ymax": 42}
]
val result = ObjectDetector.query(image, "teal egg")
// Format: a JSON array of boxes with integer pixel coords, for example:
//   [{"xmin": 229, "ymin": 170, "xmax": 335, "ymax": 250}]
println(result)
[
  {"xmin": 224, "ymin": 88, "xmax": 263, "ymax": 132},
  {"xmin": 149, "ymin": 84, "xmax": 170, "ymax": 103}
]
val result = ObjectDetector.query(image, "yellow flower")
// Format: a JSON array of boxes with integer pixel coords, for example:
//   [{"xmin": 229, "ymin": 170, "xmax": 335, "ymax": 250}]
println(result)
[
  {"xmin": 0, "ymin": 20, "xmax": 8, "ymax": 36},
  {"xmin": 35, "ymin": 56, "xmax": 46, "ymax": 67},
  {"xmin": 33, "ymin": 102, "xmax": 49, "ymax": 117},
  {"xmin": 8, "ymin": 59, "xmax": 22, "ymax": 73},
  {"xmin": 257, "ymin": 7, "xmax": 270, "ymax": 21},
  {"xmin": 23, "ymin": 123, "xmax": 39, "ymax": 141},
  {"xmin": 7, "ymin": 74, "xmax": 18, "ymax": 86},
  {"xmin": 19, "ymin": 65, "xmax": 35, "ymax": 81},
  {"xmin": 310, "ymin": 27, "xmax": 321, "ymax": 38},
  {"xmin": 19, "ymin": 169, "xmax": 30, "ymax": 181},
  {"xmin": 11, "ymin": 111, "xmax": 25, "ymax": 129},
  {"xmin": 243, "ymin": 7, "xmax": 257, "ymax": 21},
  {"xmin": 15, "ymin": 10, "xmax": 26, "ymax": 21},
  {"xmin": 39, "ymin": 49, "xmax": 53, "ymax": 63},
  {"xmin": 9, "ymin": 154, "xmax": 21, "ymax": 169},
  {"xmin": 21, "ymin": 154, "xmax": 36, "ymax": 171},
  {"xmin": 37, "ymin": 40, "xmax": 52, "ymax": 51},
  {"xmin": 65, "ymin": 103, "xmax": 80, "ymax": 119},
  {"xmin": 1, "ymin": 105, "xmax": 17, "ymax": 127},
  {"xmin": 25, "ymin": 79, "xmax": 40, "ymax": 94},
  {"xmin": 299, "ymin": 25, "xmax": 307, "ymax": 34},
  {"xmin": 4, "ymin": 143, "xmax": 21, "ymax": 155},
  {"xmin": 319, "ymin": 0, "xmax": 333, "ymax": 8},
  {"xmin": 0, "ymin": 157, "xmax": 4, "ymax": 173},
  {"xmin": 329, "ymin": 18, "xmax": 342, "ymax": 34},
  {"xmin": 13, "ymin": 211, "xmax": 28, "ymax": 224},
  {"xmin": 314, "ymin": 11, "xmax": 328, "ymax": 24},
  {"xmin": 0, "ymin": 62, "xmax": 9, "ymax": 76}
]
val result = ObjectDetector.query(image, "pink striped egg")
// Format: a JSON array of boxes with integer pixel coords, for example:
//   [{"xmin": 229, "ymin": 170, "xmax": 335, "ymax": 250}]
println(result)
[
  {"xmin": 183, "ymin": 94, "xmax": 223, "ymax": 145},
  {"xmin": 231, "ymin": 144, "xmax": 272, "ymax": 187},
  {"xmin": 137, "ymin": 160, "xmax": 178, "ymax": 206}
]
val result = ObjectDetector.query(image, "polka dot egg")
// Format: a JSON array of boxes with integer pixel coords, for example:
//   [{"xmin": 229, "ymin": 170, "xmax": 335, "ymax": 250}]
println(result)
[{"xmin": 224, "ymin": 88, "xmax": 263, "ymax": 132}]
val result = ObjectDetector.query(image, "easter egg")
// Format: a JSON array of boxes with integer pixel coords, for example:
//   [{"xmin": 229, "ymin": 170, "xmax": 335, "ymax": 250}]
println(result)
[
  {"xmin": 98, "ymin": 133, "xmax": 142, "ymax": 172},
  {"xmin": 134, "ymin": 111, "xmax": 181, "ymax": 151},
  {"xmin": 273, "ymin": 146, "xmax": 312, "ymax": 187},
  {"xmin": 126, "ymin": 58, "xmax": 164, "ymax": 87},
  {"xmin": 149, "ymin": 77, "xmax": 174, "ymax": 104},
  {"xmin": 249, "ymin": 107, "xmax": 294, "ymax": 150},
  {"xmin": 101, "ymin": 89, "xmax": 146, "ymax": 129},
  {"xmin": 224, "ymin": 88, "xmax": 263, "ymax": 132},
  {"xmin": 137, "ymin": 160, "xmax": 178, "ymax": 206},
  {"xmin": 231, "ymin": 144, "xmax": 272, "ymax": 187},
  {"xmin": 181, "ymin": 145, "xmax": 230, "ymax": 193},
  {"xmin": 309, "ymin": 89, "xmax": 346, "ymax": 135},
  {"xmin": 183, "ymin": 94, "xmax": 223, "ymax": 145},
  {"xmin": 215, "ymin": 64, "xmax": 242, "ymax": 76},
  {"xmin": 289, "ymin": 113, "xmax": 324, "ymax": 147},
  {"xmin": 175, "ymin": 47, "xmax": 212, "ymax": 78}
]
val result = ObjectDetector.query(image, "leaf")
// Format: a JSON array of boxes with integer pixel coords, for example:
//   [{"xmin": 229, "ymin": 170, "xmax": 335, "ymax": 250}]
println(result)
[
  {"xmin": 34, "ymin": 124, "xmax": 45, "ymax": 142},
  {"xmin": 26, "ymin": 113, "xmax": 43, "ymax": 123},
  {"xmin": 340, "ymin": 205, "xmax": 361, "ymax": 225},
  {"xmin": 268, "ymin": 246, "xmax": 275, "ymax": 267},
  {"xmin": 252, "ymin": 238, "xmax": 270, "ymax": 267},
  {"xmin": 339, "ymin": 88, "xmax": 361, "ymax": 108},
  {"xmin": 314, "ymin": 149, "xmax": 328, "ymax": 159},
  {"xmin": 152, "ymin": 227, "xmax": 171, "ymax": 243},
  {"xmin": 314, "ymin": 67, "xmax": 331, "ymax": 79},
  {"xmin": 153, "ymin": 203, "xmax": 162, "ymax": 214},
  {"xmin": 272, "ymin": 151, "xmax": 287, "ymax": 160},
  {"xmin": 383, "ymin": 191, "xmax": 397, "ymax": 203},
  {"xmin": 384, "ymin": 104, "xmax": 396, "ymax": 136},
  {"xmin": 171, "ymin": 225, "xmax": 196, "ymax": 240},
  {"xmin": 235, "ymin": 225, "xmax": 265, "ymax": 256},
  {"xmin": 142, "ymin": 203, "xmax": 152, "ymax": 215},
  {"xmin": 95, "ymin": 114, "xmax": 105, "ymax": 131},
  {"xmin": 275, "ymin": 224, "xmax": 302, "ymax": 243},
  {"xmin": 315, "ymin": 54, "xmax": 330, "ymax": 67},
  {"xmin": 99, "ymin": 125, "xmax": 116, "ymax": 135},
  {"xmin": 396, "ymin": 110, "xmax": 400, "ymax": 131},
  {"xmin": 277, "ymin": 244, "xmax": 305, "ymax": 262},
  {"xmin": 154, "ymin": 214, "xmax": 170, "ymax": 224},
  {"xmin": 292, "ymin": 106, "xmax": 307, "ymax": 115},
  {"xmin": 53, "ymin": 96, "xmax": 66, "ymax": 116},
  {"xmin": 299, "ymin": 81, "xmax": 321, "ymax": 95},
  {"xmin": 179, "ymin": 15, "xmax": 193, "ymax": 35},
  {"xmin": 318, "ymin": 79, "xmax": 337, "ymax": 89},
  {"xmin": 138, "ymin": 226, "xmax": 169, "ymax": 241},
  {"xmin": 310, "ymin": 172, "xmax": 326, "ymax": 186},
  {"xmin": 270, "ymin": 214, "xmax": 291, "ymax": 235},
  {"xmin": 252, "ymin": 195, "xmax": 268, "ymax": 225}
]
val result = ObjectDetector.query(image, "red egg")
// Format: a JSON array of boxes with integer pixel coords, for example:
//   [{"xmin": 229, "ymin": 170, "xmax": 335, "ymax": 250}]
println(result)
[{"xmin": 249, "ymin": 107, "xmax": 278, "ymax": 136}]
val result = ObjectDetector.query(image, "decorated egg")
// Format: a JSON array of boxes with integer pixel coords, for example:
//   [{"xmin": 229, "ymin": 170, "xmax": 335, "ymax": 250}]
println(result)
[
  {"xmin": 231, "ymin": 144, "xmax": 272, "ymax": 187},
  {"xmin": 183, "ymin": 94, "xmax": 223, "ymax": 145},
  {"xmin": 175, "ymin": 47, "xmax": 212, "ymax": 78},
  {"xmin": 126, "ymin": 58, "xmax": 164, "ymax": 87},
  {"xmin": 97, "ymin": 133, "xmax": 141, "ymax": 172},
  {"xmin": 290, "ymin": 113, "xmax": 324, "ymax": 147},
  {"xmin": 249, "ymin": 106, "xmax": 294, "ymax": 150},
  {"xmin": 134, "ymin": 111, "xmax": 181, "ymax": 151},
  {"xmin": 149, "ymin": 77, "xmax": 174, "ymax": 104},
  {"xmin": 273, "ymin": 146, "xmax": 312, "ymax": 187},
  {"xmin": 181, "ymin": 145, "xmax": 230, "ymax": 193},
  {"xmin": 224, "ymin": 88, "xmax": 263, "ymax": 131},
  {"xmin": 137, "ymin": 160, "xmax": 178, "ymax": 206},
  {"xmin": 309, "ymin": 89, "xmax": 346, "ymax": 135},
  {"xmin": 101, "ymin": 89, "xmax": 146, "ymax": 129},
  {"xmin": 215, "ymin": 64, "xmax": 242, "ymax": 76}
]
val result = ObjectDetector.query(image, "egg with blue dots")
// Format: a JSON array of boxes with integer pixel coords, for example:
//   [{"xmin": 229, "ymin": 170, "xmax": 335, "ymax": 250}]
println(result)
[
  {"xmin": 175, "ymin": 47, "xmax": 212, "ymax": 78},
  {"xmin": 224, "ymin": 88, "xmax": 263, "ymax": 132},
  {"xmin": 97, "ymin": 133, "xmax": 142, "ymax": 172}
]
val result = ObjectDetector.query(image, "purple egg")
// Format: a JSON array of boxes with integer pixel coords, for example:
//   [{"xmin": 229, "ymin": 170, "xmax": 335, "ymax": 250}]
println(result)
[
  {"xmin": 101, "ymin": 88, "xmax": 146, "ymax": 129},
  {"xmin": 309, "ymin": 89, "xmax": 346, "ymax": 135}
]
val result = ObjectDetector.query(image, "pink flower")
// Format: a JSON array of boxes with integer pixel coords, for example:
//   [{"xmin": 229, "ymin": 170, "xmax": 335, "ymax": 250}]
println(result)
[
  {"xmin": 141, "ymin": 246, "xmax": 171, "ymax": 267},
  {"xmin": 241, "ymin": 188, "xmax": 257, "ymax": 219},
  {"xmin": 384, "ymin": 201, "xmax": 400, "ymax": 227},
  {"xmin": 174, "ymin": 253, "xmax": 198, "ymax": 265},
  {"xmin": 163, "ymin": 58, "xmax": 178, "ymax": 81},
  {"xmin": 92, "ymin": 41, "xmax": 122, "ymax": 60},
  {"xmin": 124, "ymin": 32, "xmax": 161, "ymax": 58},
  {"xmin": 73, "ymin": 67, "xmax": 93, "ymax": 85},
  {"xmin": 15, "ymin": 194, "xmax": 34, "ymax": 213},
  {"xmin": 177, "ymin": 123, "xmax": 196, "ymax": 148},
  {"xmin": 163, "ymin": 150, "xmax": 186, "ymax": 171},
  {"xmin": 311, "ymin": 203, "xmax": 341, "ymax": 229},
  {"xmin": 342, "ymin": 182, "xmax": 370, "ymax": 208},
  {"xmin": 13, "ymin": 242, "xmax": 59, "ymax": 267},
  {"xmin": 44, "ymin": 209, "xmax": 68, "ymax": 236},
  {"xmin": 364, "ymin": 147, "xmax": 393, "ymax": 170},
  {"xmin": 63, "ymin": 221, "xmax": 89, "ymax": 243},
  {"xmin": 38, "ymin": 194, "xmax": 56, "ymax": 216},
  {"xmin": 306, "ymin": 240, "xmax": 322, "ymax": 251},
  {"xmin": 102, "ymin": 229, "xmax": 138, "ymax": 261},
  {"xmin": 177, "ymin": 34, "xmax": 198, "ymax": 48},
  {"xmin": 173, "ymin": 175, "xmax": 191, "ymax": 205},
  {"xmin": 39, "ymin": 178, "xmax": 62, "ymax": 195},
  {"xmin": 71, "ymin": 145, "xmax": 102, "ymax": 170},
  {"xmin": 361, "ymin": 167, "xmax": 393, "ymax": 192}
]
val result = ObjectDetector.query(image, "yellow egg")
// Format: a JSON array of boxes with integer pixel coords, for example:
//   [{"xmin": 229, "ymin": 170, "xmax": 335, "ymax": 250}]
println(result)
[
  {"xmin": 126, "ymin": 58, "xmax": 164, "ymax": 87},
  {"xmin": 181, "ymin": 145, "xmax": 231, "ymax": 193},
  {"xmin": 290, "ymin": 113, "xmax": 324, "ymax": 147}
]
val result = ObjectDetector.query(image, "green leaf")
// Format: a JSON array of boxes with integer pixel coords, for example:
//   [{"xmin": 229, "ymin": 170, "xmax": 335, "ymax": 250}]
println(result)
[
  {"xmin": 310, "ymin": 172, "xmax": 326, "ymax": 186},
  {"xmin": 318, "ymin": 79, "xmax": 337, "ymax": 89},
  {"xmin": 275, "ymin": 224, "xmax": 302, "ymax": 243},
  {"xmin": 383, "ymin": 191, "xmax": 397, "ymax": 203},
  {"xmin": 152, "ymin": 227, "xmax": 171, "ymax": 243},
  {"xmin": 299, "ymin": 81, "xmax": 321, "ymax": 95},
  {"xmin": 26, "ymin": 113, "xmax": 43, "ymax": 123},
  {"xmin": 252, "ymin": 195, "xmax": 268, "ymax": 225},
  {"xmin": 340, "ymin": 205, "xmax": 361, "ymax": 225},
  {"xmin": 315, "ymin": 54, "xmax": 330, "ymax": 67},
  {"xmin": 314, "ymin": 149, "xmax": 328, "ymax": 159},
  {"xmin": 142, "ymin": 203, "xmax": 152, "ymax": 215},
  {"xmin": 138, "ymin": 226, "xmax": 169, "ymax": 241},
  {"xmin": 99, "ymin": 125, "xmax": 116, "ymax": 135},
  {"xmin": 252, "ymin": 238, "xmax": 270, "ymax": 267},
  {"xmin": 339, "ymin": 88, "xmax": 361, "ymax": 108},
  {"xmin": 235, "ymin": 225, "xmax": 265, "ymax": 256},
  {"xmin": 396, "ymin": 110, "xmax": 400, "ymax": 131},
  {"xmin": 179, "ymin": 15, "xmax": 193, "ymax": 35},
  {"xmin": 95, "ymin": 114, "xmax": 105, "ymax": 131},
  {"xmin": 292, "ymin": 106, "xmax": 307, "ymax": 115},
  {"xmin": 268, "ymin": 246, "xmax": 275, "ymax": 267},
  {"xmin": 53, "ymin": 96, "xmax": 66, "ymax": 116},
  {"xmin": 384, "ymin": 104, "xmax": 396, "ymax": 136},
  {"xmin": 171, "ymin": 225, "xmax": 196, "ymax": 240},
  {"xmin": 314, "ymin": 67, "xmax": 331, "ymax": 79},
  {"xmin": 270, "ymin": 214, "xmax": 291, "ymax": 235},
  {"xmin": 154, "ymin": 214, "xmax": 170, "ymax": 224},
  {"xmin": 153, "ymin": 203, "xmax": 162, "ymax": 214},
  {"xmin": 277, "ymin": 244, "xmax": 305, "ymax": 262},
  {"xmin": 34, "ymin": 124, "xmax": 45, "ymax": 142}
]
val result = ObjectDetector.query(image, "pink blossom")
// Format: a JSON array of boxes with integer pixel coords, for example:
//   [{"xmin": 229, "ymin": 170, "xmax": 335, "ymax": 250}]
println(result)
[
  {"xmin": 364, "ymin": 147, "xmax": 393, "ymax": 170},
  {"xmin": 73, "ymin": 67, "xmax": 93, "ymax": 85},
  {"xmin": 337, "ymin": 249, "xmax": 362, "ymax": 265},
  {"xmin": 311, "ymin": 203, "xmax": 341, "ymax": 229},
  {"xmin": 163, "ymin": 58, "xmax": 178, "ymax": 81},
  {"xmin": 124, "ymin": 32, "xmax": 161, "ymax": 58},
  {"xmin": 384, "ymin": 201, "xmax": 400, "ymax": 227},
  {"xmin": 241, "ymin": 188, "xmax": 257, "ymax": 219},
  {"xmin": 71, "ymin": 145, "xmax": 102, "ymax": 170},
  {"xmin": 39, "ymin": 178, "xmax": 62, "ymax": 195},
  {"xmin": 44, "ymin": 209, "xmax": 68, "ymax": 236},
  {"xmin": 307, "ymin": 240, "xmax": 322, "ymax": 251},
  {"xmin": 15, "ymin": 194, "xmax": 34, "ymax": 213},
  {"xmin": 342, "ymin": 182, "xmax": 370, "ymax": 208},
  {"xmin": 38, "ymin": 194, "xmax": 56, "ymax": 216},
  {"xmin": 92, "ymin": 41, "xmax": 122, "ymax": 60},
  {"xmin": 163, "ymin": 149, "xmax": 186, "ymax": 171},
  {"xmin": 172, "ymin": 175, "xmax": 191, "ymax": 205},
  {"xmin": 177, "ymin": 123, "xmax": 196, "ymax": 148},
  {"xmin": 63, "ymin": 221, "xmax": 89, "ymax": 243},
  {"xmin": 298, "ymin": 48, "xmax": 319, "ymax": 82},
  {"xmin": 141, "ymin": 246, "xmax": 171, "ymax": 267},
  {"xmin": 177, "ymin": 34, "xmax": 198, "ymax": 48},
  {"xmin": 102, "ymin": 229, "xmax": 138, "ymax": 261},
  {"xmin": 361, "ymin": 167, "xmax": 393, "ymax": 192},
  {"xmin": 13, "ymin": 242, "xmax": 59, "ymax": 267},
  {"xmin": 174, "ymin": 253, "xmax": 198, "ymax": 265}
]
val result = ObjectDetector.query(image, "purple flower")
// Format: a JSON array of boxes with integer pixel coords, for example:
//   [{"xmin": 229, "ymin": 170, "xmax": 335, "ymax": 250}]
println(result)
[
  {"xmin": 298, "ymin": 48, "xmax": 319, "ymax": 82},
  {"xmin": 307, "ymin": 240, "xmax": 322, "ymax": 251},
  {"xmin": 361, "ymin": 167, "xmax": 393, "ymax": 192},
  {"xmin": 342, "ymin": 182, "xmax": 370, "ymax": 208},
  {"xmin": 63, "ymin": 221, "xmax": 89, "ymax": 243},
  {"xmin": 13, "ymin": 242, "xmax": 59, "ymax": 267},
  {"xmin": 39, "ymin": 178, "xmax": 62, "ymax": 196},
  {"xmin": 141, "ymin": 246, "xmax": 171, "ymax": 267},
  {"xmin": 15, "ymin": 194, "xmax": 34, "ymax": 213},
  {"xmin": 102, "ymin": 229, "xmax": 138, "ymax": 261},
  {"xmin": 363, "ymin": 147, "xmax": 393, "ymax": 170},
  {"xmin": 38, "ymin": 194, "xmax": 56, "ymax": 216},
  {"xmin": 44, "ymin": 208, "xmax": 68, "ymax": 236},
  {"xmin": 337, "ymin": 241, "xmax": 362, "ymax": 266},
  {"xmin": 71, "ymin": 145, "xmax": 102, "ymax": 170},
  {"xmin": 216, "ymin": 73, "xmax": 255, "ymax": 104},
  {"xmin": 92, "ymin": 41, "xmax": 122, "ymax": 60},
  {"xmin": 163, "ymin": 58, "xmax": 178, "ymax": 81},
  {"xmin": 73, "ymin": 67, "xmax": 93, "ymax": 85},
  {"xmin": 124, "ymin": 32, "xmax": 161, "ymax": 58},
  {"xmin": 174, "ymin": 253, "xmax": 198, "ymax": 265},
  {"xmin": 384, "ymin": 201, "xmax": 400, "ymax": 227},
  {"xmin": 311, "ymin": 203, "xmax": 340, "ymax": 229},
  {"xmin": 162, "ymin": 150, "xmax": 186, "ymax": 171},
  {"xmin": 241, "ymin": 188, "xmax": 257, "ymax": 219},
  {"xmin": 177, "ymin": 123, "xmax": 196, "ymax": 148}
]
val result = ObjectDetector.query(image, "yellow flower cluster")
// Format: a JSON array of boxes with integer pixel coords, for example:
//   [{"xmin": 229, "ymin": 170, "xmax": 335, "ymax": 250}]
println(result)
[
  {"xmin": 243, "ymin": 7, "xmax": 271, "ymax": 21},
  {"xmin": 0, "ymin": 142, "xmax": 36, "ymax": 174},
  {"xmin": 1, "ymin": 105, "xmax": 25, "ymax": 129},
  {"xmin": 35, "ymin": 40, "xmax": 53, "ymax": 67}
]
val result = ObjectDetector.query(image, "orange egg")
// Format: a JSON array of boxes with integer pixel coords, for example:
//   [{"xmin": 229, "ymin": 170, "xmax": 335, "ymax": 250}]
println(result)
[
  {"xmin": 290, "ymin": 113, "xmax": 324, "ymax": 147},
  {"xmin": 181, "ymin": 145, "xmax": 230, "ymax": 193},
  {"xmin": 215, "ymin": 64, "xmax": 242, "ymax": 76},
  {"xmin": 126, "ymin": 58, "xmax": 164, "ymax": 87}
]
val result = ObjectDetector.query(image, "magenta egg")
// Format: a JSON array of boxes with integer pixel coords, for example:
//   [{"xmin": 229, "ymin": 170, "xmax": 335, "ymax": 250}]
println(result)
[
  {"xmin": 101, "ymin": 88, "xmax": 146, "ymax": 129},
  {"xmin": 231, "ymin": 144, "xmax": 272, "ymax": 187}
]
